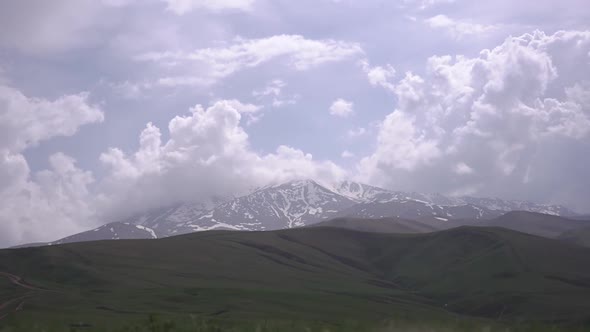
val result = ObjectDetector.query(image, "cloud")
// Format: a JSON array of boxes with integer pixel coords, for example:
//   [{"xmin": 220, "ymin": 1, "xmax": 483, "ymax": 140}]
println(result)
[
  {"xmin": 360, "ymin": 30, "xmax": 590, "ymax": 210},
  {"xmin": 0, "ymin": 83, "xmax": 104, "ymax": 247},
  {"xmin": 341, "ymin": 150, "xmax": 355, "ymax": 158},
  {"xmin": 0, "ymin": 0, "xmax": 105, "ymax": 53},
  {"xmin": 360, "ymin": 60, "xmax": 396, "ymax": 92},
  {"xmin": 347, "ymin": 127, "xmax": 367, "ymax": 138},
  {"xmin": 425, "ymin": 15, "xmax": 497, "ymax": 39},
  {"xmin": 329, "ymin": 99, "xmax": 355, "ymax": 117},
  {"xmin": 363, "ymin": 111, "xmax": 441, "ymax": 171},
  {"xmin": 0, "ymin": 87, "xmax": 105, "ymax": 152},
  {"xmin": 454, "ymin": 162, "xmax": 474, "ymax": 175},
  {"xmin": 162, "ymin": 0, "xmax": 255, "ymax": 14},
  {"xmin": 97, "ymin": 99, "xmax": 346, "ymax": 222},
  {"xmin": 135, "ymin": 35, "xmax": 364, "ymax": 87},
  {"xmin": 253, "ymin": 79, "xmax": 299, "ymax": 108},
  {"xmin": 403, "ymin": 0, "xmax": 456, "ymax": 10}
]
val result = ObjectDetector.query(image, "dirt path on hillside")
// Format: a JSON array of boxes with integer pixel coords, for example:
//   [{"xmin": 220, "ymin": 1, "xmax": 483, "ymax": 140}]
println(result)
[{"xmin": 0, "ymin": 272, "xmax": 45, "ymax": 321}]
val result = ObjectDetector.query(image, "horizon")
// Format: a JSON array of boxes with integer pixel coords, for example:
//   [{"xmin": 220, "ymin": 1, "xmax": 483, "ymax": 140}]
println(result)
[{"xmin": 5, "ymin": 177, "xmax": 582, "ymax": 249}]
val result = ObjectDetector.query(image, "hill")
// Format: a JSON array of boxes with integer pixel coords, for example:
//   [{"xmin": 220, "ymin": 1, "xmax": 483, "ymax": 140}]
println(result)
[
  {"xmin": 311, "ymin": 217, "xmax": 437, "ymax": 233},
  {"xmin": 1, "ymin": 226, "xmax": 590, "ymax": 330},
  {"xmin": 558, "ymin": 227, "xmax": 590, "ymax": 247},
  {"xmin": 481, "ymin": 211, "xmax": 590, "ymax": 238}
]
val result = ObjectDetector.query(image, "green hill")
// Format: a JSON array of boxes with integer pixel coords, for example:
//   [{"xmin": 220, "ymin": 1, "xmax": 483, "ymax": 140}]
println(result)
[
  {"xmin": 1, "ymin": 226, "xmax": 590, "ymax": 331},
  {"xmin": 477, "ymin": 211, "xmax": 590, "ymax": 238},
  {"xmin": 311, "ymin": 217, "xmax": 438, "ymax": 233},
  {"xmin": 559, "ymin": 226, "xmax": 590, "ymax": 247}
]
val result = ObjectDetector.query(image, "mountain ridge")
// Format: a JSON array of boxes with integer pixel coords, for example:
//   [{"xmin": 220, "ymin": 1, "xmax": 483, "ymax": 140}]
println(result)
[{"xmin": 18, "ymin": 179, "xmax": 582, "ymax": 248}]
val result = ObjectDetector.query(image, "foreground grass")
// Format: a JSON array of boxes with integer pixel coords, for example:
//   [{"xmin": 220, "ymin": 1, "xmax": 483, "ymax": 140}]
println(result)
[
  {"xmin": 2, "ymin": 227, "xmax": 590, "ymax": 331},
  {"xmin": 2, "ymin": 314, "xmax": 589, "ymax": 332}
]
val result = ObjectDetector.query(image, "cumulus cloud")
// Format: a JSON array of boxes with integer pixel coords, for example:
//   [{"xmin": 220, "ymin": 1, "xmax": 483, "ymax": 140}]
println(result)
[
  {"xmin": 0, "ymin": 84, "xmax": 104, "ymax": 247},
  {"xmin": 329, "ymin": 99, "xmax": 355, "ymax": 117},
  {"xmin": 97, "ymin": 99, "xmax": 346, "ymax": 222},
  {"xmin": 0, "ymin": 87, "xmax": 105, "ymax": 151},
  {"xmin": 360, "ymin": 30, "xmax": 590, "ymax": 210},
  {"xmin": 135, "ymin": 35, "xmax": 363, "ymax": 87},
  {"xmin": 360, "ymin": 60, "xmax": 396, "ymax": 92},
  {"xmin": 425, "ymin": 15, "xmax": 497, "ymax": 39}
]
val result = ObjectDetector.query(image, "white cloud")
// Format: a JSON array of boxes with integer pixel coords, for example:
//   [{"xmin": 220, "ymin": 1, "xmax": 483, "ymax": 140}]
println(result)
[
  {"xmin": 0, "ymin": 83, "xmax": 104, "ymax": 247},
  {"xmin": 425, "ymin": 15, "xmax": 497, "ymax": 39},
  {"xmin": 341, "ymin": 150, "xmax": 355, "ymax": 158},
  {"xmin": 454, "ymin": 162, "xmax": 474, "ymax": 175},
  {"xmin": 329, "ymin": 99, "xmax": 355, "ymax": 117},
  {"xmin": 360, "ymin": 60, "xmax": 396, "ymax": 92},
  {"xmin": 362, "ymin": 111, "xmax": 441, "ymax": 171},
  {"xmin": 253, "ymin": 79, "xmax": 298, "ymax": 108},
  {"xmin": 135, "ymin": 35, "xmax": 363, "ymax": 87},
  {"xmin": 347, "ymin": 127, "xmax": 367, "ymax": 138},
  {"xmin": 162, "ymin": 0, "xmax": 254, "ymax": 14},
  {"xmin": 97, "ymin": 99, "xmax": 346, "ymax": 222},
  {"xmin": 360, "ymin": 30, "xmax": 590, "ymax": 210},
  {"xmin": 403, "ymin": 0, "xmax": 456, "ymax": 10},
  {"xmin": 0, "ymin": 86, "xmax": 104, "ymax": 152}
]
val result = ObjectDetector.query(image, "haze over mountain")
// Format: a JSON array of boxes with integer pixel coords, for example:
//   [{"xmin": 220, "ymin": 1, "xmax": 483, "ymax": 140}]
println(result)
[{"xmin": 27, "ymin": 179, "xmax": 584, "ymax": 247}]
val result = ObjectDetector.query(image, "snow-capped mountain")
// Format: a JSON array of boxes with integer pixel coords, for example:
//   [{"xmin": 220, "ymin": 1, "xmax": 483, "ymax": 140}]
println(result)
[
  {"xmin": 52, "ymin": 222, "xmax": 158, "ymax": 244},
  {"xmin": 331, "ymin": 180, "xmax": 392, "ymax": 202},
  {"xmin": 446, "ymin": 196, "xmax": 576, "ymax": 216},
  {"xmin": 337, "ymin": 199, "xmax": 502, "ymax": 221},
  {"xmin": 29, "ymin": 179, "xmax": 579, "ymax": 247},
  {"xmin": 119, "ymin": 196, "xmax": 231, "ymax": 237},
  {"xmin": 15, "ymin": 222, "xmax": 158, "ymax": 248},
  {"xmin": 333, "ymin": 181, "xmax": 574, "ymax": 217},
  {"xmin": 174, "ymin": 179, "xmax": 357, "ymax": 233}
]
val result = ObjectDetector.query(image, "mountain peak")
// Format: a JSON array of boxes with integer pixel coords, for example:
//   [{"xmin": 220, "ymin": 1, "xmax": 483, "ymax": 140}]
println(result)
[{"xmin": 331, "ymin": 180, "xmax": 391, "ymax": 202}]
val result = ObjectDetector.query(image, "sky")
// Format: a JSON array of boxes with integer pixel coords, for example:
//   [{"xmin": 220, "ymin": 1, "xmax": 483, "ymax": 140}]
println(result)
[{"xmin": 0, "ymin": 0, "xmax": 589, "ymax": 247}]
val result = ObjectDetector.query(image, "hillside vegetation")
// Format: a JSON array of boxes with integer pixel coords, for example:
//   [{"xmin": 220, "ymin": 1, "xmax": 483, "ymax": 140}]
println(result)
[{"xmin": 1, "ymin": 226, "xmax": 590, "ymax": 331}]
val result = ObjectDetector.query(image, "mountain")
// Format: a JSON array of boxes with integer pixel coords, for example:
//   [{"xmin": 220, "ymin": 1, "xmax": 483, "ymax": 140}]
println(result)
[
  {"xmin": 15, "ymin": 222, "xmax": 158, "ymax": 248},
  {"xmin": 52, "ymin": 222, "xmax": 158, "ymax": 244},
  {"xmin": 330, "ymin": 180, "xmax": 392, "ymax": 202},
  {"xmin": 395, "ymin": 192, "xmax": 576, "ymax": 216},
  {"xmin": 2, "ymin": 226, "xmax": 590, "ymax": 329},
  {"xmin": 28, "ymin": 179, "xmax": 581, "ymax": 247},
  {"xmin": 480, "ymin": 211, "xmax": 590, "ymax": 238},
  {"xmin": 446, "ymin": 196, "xmax": 577, "ymax": 216},
  {"xmin": 180, "ymin": 179, "xmax": 357, "ymax": 232},
  {"xmin": 312, "ymin": 216, "xmax": 438, "ymax": 233},
  {"xmin": 558, "ymin": 226, "xmax": 590, "ymax": 247},
  {"xmin": 330, "ymin": 181, "xmax": 573, "ymax": 221},
  {"xmin": 336, "ymin": 198, "xmax": 502, "ymax": 221},
  {"xmin": 120, "ymin": 197, "xmax": 229, "ymax": 237},
  {"xmin": 332, "ymin": 181, "xmax": 575, "ymax": 217}
]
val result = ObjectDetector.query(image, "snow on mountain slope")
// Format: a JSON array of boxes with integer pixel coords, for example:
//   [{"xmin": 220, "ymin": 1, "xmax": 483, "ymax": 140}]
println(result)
[
  {"xmin": 333, "ymin": 181, "xmax": 575, "ymax": 217},
  {"xmin": 51, "ymin": 222, "xmax": 158, "ymax": 245},
  {"xmin": 177, "ymin": 179, "xmax": 358, "ymax": 232},
  {"xmin": 337, "ymin": 198, "xmax": 502, "ymax": 221},
  {"xmin": 26, "ymin": 179, "xmax": 578, "ymax": 247},
  {"xmin": 120, "ymin": 197, "xmax": 229, "ymax": 236},
  {"xmin": 330, "ymin": 181, "xmax": 391, "ymax": 202}
]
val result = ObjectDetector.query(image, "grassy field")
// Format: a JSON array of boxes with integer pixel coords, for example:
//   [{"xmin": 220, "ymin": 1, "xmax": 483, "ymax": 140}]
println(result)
[{"xmin": 1, "ymin": 226, "xmax": 590, "ymax": 331}]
